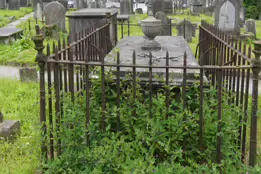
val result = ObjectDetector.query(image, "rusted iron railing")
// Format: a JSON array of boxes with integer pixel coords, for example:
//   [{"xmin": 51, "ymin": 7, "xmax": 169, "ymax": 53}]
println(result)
[{"xmin": 33, "ymin": 20, "xmax": 261, "ymax": 168}]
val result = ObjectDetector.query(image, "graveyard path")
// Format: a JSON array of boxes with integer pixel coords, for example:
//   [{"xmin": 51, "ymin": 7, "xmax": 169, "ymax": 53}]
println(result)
[{"xmin": 6, "ymin": 12, "xmax": 34, "ymax": 28}]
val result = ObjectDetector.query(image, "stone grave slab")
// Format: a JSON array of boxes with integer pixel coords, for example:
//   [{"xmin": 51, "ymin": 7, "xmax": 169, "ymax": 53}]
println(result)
[
  {"xmin": 0, "ymin": 27, "xmax": 22, "ymax": 44},
  {"xmin": 105, "ymin": 36, "xmax": 208, "ymax": 86},
  {"xmin": 20, "ymin": 0, "xmax": 28, "ymax": 7},
  {"xmin": 164, "ymin": 0, "xmax": 172, "ymax": 13}
]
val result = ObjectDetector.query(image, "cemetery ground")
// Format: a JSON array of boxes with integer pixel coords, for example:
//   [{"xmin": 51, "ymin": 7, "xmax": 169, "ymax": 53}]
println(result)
[
  {"xmin": 1, "ymin": 12, "xmax": 261, "ymax": 173},
  {"xmin": 0, "ymin": 7, "xmax": 33, "ymax": 27}
]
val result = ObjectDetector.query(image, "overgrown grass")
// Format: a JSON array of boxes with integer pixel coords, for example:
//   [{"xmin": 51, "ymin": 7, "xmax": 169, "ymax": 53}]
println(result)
[
  {"xmin": 0, "ymin": 7, "xmax": 33, "ymax": 27},
  {"xmin": 0, "ymin": 79, "xmax": 40, "ymax": 174}
]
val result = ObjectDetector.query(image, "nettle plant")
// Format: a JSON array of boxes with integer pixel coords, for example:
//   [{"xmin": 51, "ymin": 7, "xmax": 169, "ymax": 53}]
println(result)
[{"xmin": 46, "ymin": 67, "xmax": 254, "ymax": 173}]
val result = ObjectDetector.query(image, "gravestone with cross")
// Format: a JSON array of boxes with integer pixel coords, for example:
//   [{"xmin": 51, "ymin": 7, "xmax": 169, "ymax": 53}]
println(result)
[{"xmin": 214, "ymin": 0, "xmax": 240, "ymax": 34}]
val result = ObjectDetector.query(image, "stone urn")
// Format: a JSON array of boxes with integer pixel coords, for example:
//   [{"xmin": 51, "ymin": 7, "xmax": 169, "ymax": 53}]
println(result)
[{"xmin": 140, "ymin": 11, "xmax": 162, "ymax": 50}]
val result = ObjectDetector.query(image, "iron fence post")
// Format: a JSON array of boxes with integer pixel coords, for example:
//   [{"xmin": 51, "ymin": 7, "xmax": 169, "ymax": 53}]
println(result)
[
  {"xmin": 249, "ymin": 40, "xmax": 261, "ymax": 167},
  {"xmin": 32, "ymin": 24, "xmax": 48, "ymax": 164}
]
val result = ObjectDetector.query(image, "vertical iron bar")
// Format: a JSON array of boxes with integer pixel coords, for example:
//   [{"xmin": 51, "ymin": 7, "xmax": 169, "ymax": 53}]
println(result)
[
  {"xmin": 116, "ymin": 52, "xmax": 120, "ymax": 131},
  {"xmin": 182, "ymin": 52, "xmax": 187, "ymax": 110},
  {"xmin": 101, "ymin": 49, "xmax": 106, "ymax": 131},
  {"xmin": 149, "ymin": 52, "xmax": 153, "ymax": 118},
  {"xmin": 165, "ymin": 51, "xmax": 169, "ymax": 119},
  {"xmin": 199, "ymin": 53, "xmax": 204, "ymax": 151},
  {"xmin": 132, "ymin": 50, "xmax": 136, "ymax": 119}
]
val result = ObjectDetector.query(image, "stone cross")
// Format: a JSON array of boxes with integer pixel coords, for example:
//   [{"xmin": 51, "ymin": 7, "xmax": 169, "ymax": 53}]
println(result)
[
  {"xmin": 245, "ymin": 19, "xmax": 256, "ymax": 37},
  {"xmin": 43, "ymin": 1, "xmax": 66, "ymax": 31}
]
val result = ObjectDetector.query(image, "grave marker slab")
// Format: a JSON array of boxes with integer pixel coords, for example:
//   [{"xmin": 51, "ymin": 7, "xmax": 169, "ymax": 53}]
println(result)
[
  {"xmin": 245, "ymin": 19, "xmax": 256, "ymax": 37},
  {"xmin": 214, "ymin": 0, "xmax": 240, "ymax": 34},
  {"xmin": 176, "ymin": 19, "xmax": 193, "ymax": 43},
  {"xmin": 0, "ymin": 112, "xmax": 20, "ymax": 140},
  {"xmin": 164, "ymin": 0, "xmax": 172, "ymax": 13},
  {"xmin": 155, "ymin": 11, "xmax": 171, "ymax": 36},
  {"xmin": 34, "ymin": 2, "xmax": 43, "ymax": 20},
  {"xmin": 43, "ymin": 1, "xmax": 66, "ymax": 31},
  {"xmin": 19, "ymin": 68, "xmax": 38, "ymax": 82}
]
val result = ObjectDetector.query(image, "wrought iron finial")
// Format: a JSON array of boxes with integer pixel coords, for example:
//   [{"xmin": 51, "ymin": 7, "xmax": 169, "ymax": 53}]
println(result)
[{"xmin": 32, "ymin": 24, "xmax": 47, "ymax": 64}]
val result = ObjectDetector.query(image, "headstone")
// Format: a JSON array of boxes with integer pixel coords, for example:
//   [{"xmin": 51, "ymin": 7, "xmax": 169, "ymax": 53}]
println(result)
[
  {"xmin": 164, "ymin": 0, "xmax": 172, "ymax": 13},
  {"xmin": 239, "ymin": 7, "xmax": 245, "ymax": 23},
  {"xmin": 259, "ymin": 13, "xmax": 261, "ymax": 20},
  {"xmin": 135, "ymin": 8, "xmax": 143, "ymax": 14},
  {"xmin": 0, "ymin": 112, "xmax": 20, "ymax": 140},
  {"xmin": 78, "ymin": 0, "xmax": 86, "ymax": 9},
  {"xmin": 34, "ymin": 2, "xmax": 43, "ymax": 20},
  {"xmin": 0, "ymin": 0, "xmax": 6, "ymax": 8},
  {"xmin": 19, "ymin": 68, "xmax": 38, "ymax": 82},
  {"xmin": 192, "ymin": 24, "xmax": 197, "ymax": 37},
  {"xmin": 214, "ymin": 0, "xmax": 240, "ymax": 34},
  {"xmin": 155, "ymin": 11, "xmax": 171, "ymax": 36},
  {"xmin": 43, "ymin": 1, "xmax": 66, "ymax": 31},
  {"xmin": 120, "ymin": 0, "xmax": 130, "ymax": 15},
  {"xmin": 176, "ymin": 19, "xmax": 193, "ymax": 43},
  {"xmin": 151, "ymin": 0, "xmax": 164, "ymax": 16},
  {"xmin": 20, "ymin": 0, "xmax": 28, "ymax": 7},
  {"xmin": 8, "ymin": 0, "xmax": 19, "ymax": 10},
  {"xmin": 190, "ymin": 0, "xmax": 203, "ymax": 15},
  {"xmin": 245, "ymin": 19, "xmax": 256, "ymax": 37}
]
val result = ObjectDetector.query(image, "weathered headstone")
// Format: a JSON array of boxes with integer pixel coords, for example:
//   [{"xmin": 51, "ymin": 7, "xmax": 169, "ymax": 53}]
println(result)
[
  {"xmin": 20, "ymin": 0, "xmax": 28, "ymax": 7},
  {"xmin": 0, "ymin": 0, "xmax": 6, "ymax": 9},
  {"xmin": 78, "ymin": 0, "xmax": 86, "ymax": 9},
  {"xmin": 151, "ymin": 0, "xmax": 164, "ymax": 16},
  {"xmin": 245, "ymin": 19, "xmax": 256, "ymax": 37},
  {"xmin": 239, "ymin": 7, "xmax": 245, "ymax": 23},
  {"xmin": 164, "ymin": 0, "xmax": 172, "ymax": 13},
  {"xmin": 120, "ymin": 0, "xmax": 130, "ymax": 15},
  {"xmin": 214, "ymin": 0, "xmax": 240, "ymax": 34},
  {"xmin": 0, "ymin": 112, "xmax": 20, "ymax": 140},
  {"xmin": 8, "ymin": 0, "xmax": 19, "ymax": 10},
  {"xmin": 19, "ymin": 68, "xmax": 38, "ymax": 82},
  {"xmin": 155, "ymin": 11, "xmax": 171, "ymax": 36},
  {"xmin": 176, "ymin": 19, "xmax": 193, "ymax": 43},
  {"xmin": 190, "ymin": 0, "xmax": 203, "ymax": 15},
  {"xmin": 43, "ymin": 1, "xmax": 66, "ymax": 31}
]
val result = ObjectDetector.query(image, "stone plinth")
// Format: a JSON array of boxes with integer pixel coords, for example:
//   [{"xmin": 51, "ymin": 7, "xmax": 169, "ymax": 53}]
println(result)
[
  {"xmin": 66, "ymin": 8, "xmax": 118, "ymax": 45},
  {"xmin": 105, "ymin": 36, "xmax": 208, "ymax": 86}
]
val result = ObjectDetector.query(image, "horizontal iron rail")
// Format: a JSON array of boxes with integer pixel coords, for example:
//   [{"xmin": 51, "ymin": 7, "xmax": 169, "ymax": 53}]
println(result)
[
  {"xmin": 47, "ymin": 24, "xmax": 110, "ymax": 59},
  {"xmin": 200, "ymin": 25, "xmax": 252, "ymax": 63},
  {"xmin": 46, "ymin": 59, "xmax": 251, "ymax": 69}
]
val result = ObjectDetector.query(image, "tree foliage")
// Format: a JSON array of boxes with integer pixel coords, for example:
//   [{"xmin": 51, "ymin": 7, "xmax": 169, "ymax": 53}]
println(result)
[{"xmin": 244, "ymin": 0, "xmax": 261, "ymax": 19}]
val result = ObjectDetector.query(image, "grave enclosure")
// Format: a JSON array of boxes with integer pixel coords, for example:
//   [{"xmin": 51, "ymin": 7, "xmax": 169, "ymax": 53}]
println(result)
[{"xmin": 30, "ymin": 5, "xmax": 261, "ymax": 168}]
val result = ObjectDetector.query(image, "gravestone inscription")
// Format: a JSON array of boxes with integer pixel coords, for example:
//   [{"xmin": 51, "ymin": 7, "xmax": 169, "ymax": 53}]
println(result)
[{"xmin": 43, "ymin": 1, "xmax": 66, "ymax": 31}]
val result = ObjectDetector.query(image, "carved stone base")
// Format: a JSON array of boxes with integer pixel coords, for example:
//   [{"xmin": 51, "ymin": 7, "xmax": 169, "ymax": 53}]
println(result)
[{"xmin": 141, "ymin": 37, "xmax": 161, "ymax": 51}]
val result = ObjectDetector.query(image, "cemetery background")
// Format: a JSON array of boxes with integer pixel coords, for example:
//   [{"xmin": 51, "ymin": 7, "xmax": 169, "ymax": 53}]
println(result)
[{"xmin": 0, "ymin": 0, "xmax": 261, "ymax": 173}]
